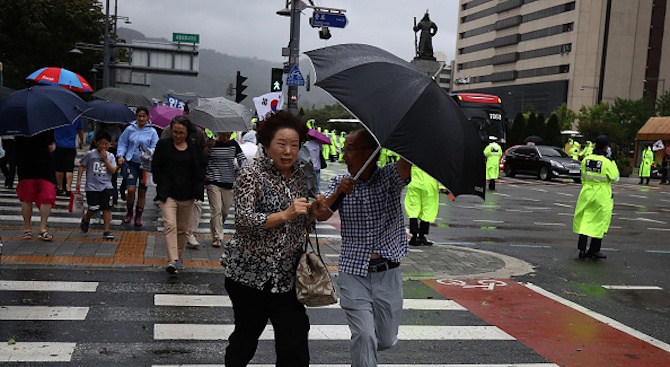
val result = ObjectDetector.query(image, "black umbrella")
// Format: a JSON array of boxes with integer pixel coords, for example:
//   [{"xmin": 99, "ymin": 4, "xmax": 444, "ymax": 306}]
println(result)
[
  {"xmin": 0, "ymin": 86, "xmax": 15, "ymax": 100},
  {"xmin": 524, "ymin": 135, "xmax": 543, "ymax": 144},
  {"xmin": 92, "ymin": 87, "xmax": 152, "ymax": 107},
  {"xmin": 83, "ymin": 99, "xmax": 135, "ymax": 124},
  {"xmin": 0, "ymin": 85, "xmax": 90, "ymax": 136},
  {"xmin": 305, "ymin": 43, "xmax": 485, "ymax": 198}
]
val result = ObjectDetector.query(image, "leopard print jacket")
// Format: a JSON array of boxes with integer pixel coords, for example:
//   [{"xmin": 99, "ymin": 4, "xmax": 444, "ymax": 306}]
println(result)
[{"xmin": 223, "ymin": 156, "xmax": 309, "ymax": 293}]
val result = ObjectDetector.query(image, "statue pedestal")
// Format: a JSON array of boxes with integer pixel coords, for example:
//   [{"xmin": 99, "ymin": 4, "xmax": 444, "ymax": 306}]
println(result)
[{"xmin": 411, "ymin": 58, "xmax": 442, "ymax": 78}]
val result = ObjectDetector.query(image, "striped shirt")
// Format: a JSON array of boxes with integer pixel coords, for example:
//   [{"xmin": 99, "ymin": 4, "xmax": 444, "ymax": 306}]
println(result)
[
  {"xmin": 325, "ymin": 164, "xmax": 410, "ymax": 276},
  {"xmin": 205, "ymin": 140, "xmax": 247, "ymax": 189}
]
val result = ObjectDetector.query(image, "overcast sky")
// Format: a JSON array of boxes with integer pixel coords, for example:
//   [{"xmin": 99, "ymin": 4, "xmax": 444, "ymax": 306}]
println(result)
[{"xmin": 110, "ymin": 0, "xmax": 460, "ymax": 63}]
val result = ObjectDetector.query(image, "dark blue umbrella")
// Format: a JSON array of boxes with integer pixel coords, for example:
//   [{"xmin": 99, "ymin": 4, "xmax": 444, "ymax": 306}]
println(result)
[
  {"xmin": 0, "ymin": 85, "xmax": 90, "ymax": 136},
  {"xmin": 83, "ymin": 99, "xmax": 135, "ymax": 124}
]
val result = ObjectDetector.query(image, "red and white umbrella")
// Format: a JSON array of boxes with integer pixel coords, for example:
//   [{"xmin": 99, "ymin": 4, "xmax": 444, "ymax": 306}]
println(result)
[{"xmin": 26, "ymin": 67, "xmax": 93, "ymax": 93}]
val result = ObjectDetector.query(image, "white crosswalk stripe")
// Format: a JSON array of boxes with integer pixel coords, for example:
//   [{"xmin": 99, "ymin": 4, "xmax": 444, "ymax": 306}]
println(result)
[{"xmin": 0, "ymin": 277, "xmax": 558, "ymax": 365}]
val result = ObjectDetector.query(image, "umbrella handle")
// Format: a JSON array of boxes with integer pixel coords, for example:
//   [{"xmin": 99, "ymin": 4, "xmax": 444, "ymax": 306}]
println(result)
[{"xmin": 329, "ymin": 146, "xmax": 381, "ymax": 212}]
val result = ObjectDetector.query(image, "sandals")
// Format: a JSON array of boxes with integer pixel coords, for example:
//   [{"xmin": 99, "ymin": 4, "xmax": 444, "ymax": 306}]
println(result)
[
  {"xmin": 22, "ymin": 231, "xmax": 33, "ymax": 240},
  {"xmin": 38, "ymin": 231, "xmax": 53, "ymax": 242},
  {"xmin": 212, "ymin": 239, "xmax": 222, "ymax": 248}
]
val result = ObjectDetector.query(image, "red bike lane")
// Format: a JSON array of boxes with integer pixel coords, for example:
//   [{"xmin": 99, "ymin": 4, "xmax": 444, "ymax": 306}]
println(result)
[{"xmin": 425, "ymin": 278, "xmax": 670, "ymax": 367}]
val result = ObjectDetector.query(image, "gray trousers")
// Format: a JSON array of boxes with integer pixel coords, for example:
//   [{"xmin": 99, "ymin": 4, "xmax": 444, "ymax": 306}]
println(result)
[{"xmin": 337, "ymin": 268, "xmax": 403, "ymax": 367}]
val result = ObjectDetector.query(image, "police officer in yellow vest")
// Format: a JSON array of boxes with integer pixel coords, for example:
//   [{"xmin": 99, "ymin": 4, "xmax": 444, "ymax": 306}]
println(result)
[
  {"xmin": 483, "ymin": 136, "xmax": 502, "ymax": 190},
  {"xmin": 573, "ymin": 135, "xmax": 619, "ymax": 259},
  {"xmin": 639, "ymin": 145, "xmax": 653, "ymax": 185},
  {"xmin": 579, "ymin": 141, "xmax": 593, "ymax": 160},
  {"xmin": 404, "ymin": 166, "xmax": 439, "ymax": 246},
  {"xmin": 569, "ymin": 145, "xmax": 580, "ymax": 161}
]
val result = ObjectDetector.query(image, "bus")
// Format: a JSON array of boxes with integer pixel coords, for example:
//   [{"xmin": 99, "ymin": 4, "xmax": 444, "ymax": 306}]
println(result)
[{"xmin": 451, "ymin": 93, "xmax": 508, "ymax": 146}]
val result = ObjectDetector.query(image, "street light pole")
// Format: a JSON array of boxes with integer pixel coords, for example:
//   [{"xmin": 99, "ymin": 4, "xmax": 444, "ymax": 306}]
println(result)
[
  {"xmin": 102, "ymin": 0, "xmax": 111, "ymax": 88},
  {"xmin": 287, "ymin": 0, "xmax": 300, "ymax": 115}
]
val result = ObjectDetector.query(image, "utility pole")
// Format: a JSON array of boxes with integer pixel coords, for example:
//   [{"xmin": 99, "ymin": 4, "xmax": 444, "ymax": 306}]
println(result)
[
  {"xmin": 102, "ymin": 0, "xmax": 111, "ymax": 88},
  {"xmin": 287, "ymin": 0, "xmax": 301, "ymax": 115}
]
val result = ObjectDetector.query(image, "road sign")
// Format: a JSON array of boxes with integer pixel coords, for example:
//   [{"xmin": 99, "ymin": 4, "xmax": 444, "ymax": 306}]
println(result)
[
  {"xmin": 173, "ymin": 33, "xmax": 200, "ymax": 43},
  {"xmin": 310, "ymin": 11, "xmax": 348, "ymax": 28},
  {"xmin": 286, "ymin": 65, "xmax": 305, "ymax": 87}
]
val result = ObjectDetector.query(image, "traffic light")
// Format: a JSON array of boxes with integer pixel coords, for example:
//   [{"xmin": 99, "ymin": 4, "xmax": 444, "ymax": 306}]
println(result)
[
  {"xmin": 235, "ymin": 71, "xmax": 247, "ymax": 103},
  {"xmin": 271, "ymin": 68, "xmax": 284, "ymax": 92}
]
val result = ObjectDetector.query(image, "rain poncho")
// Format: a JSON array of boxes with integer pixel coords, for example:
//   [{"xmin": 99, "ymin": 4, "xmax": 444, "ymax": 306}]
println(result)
[
  {"xmin": 573, "ymin": 151, "xmax": 619, "ymax": 239},
  {"xmin": 640, "ymin": 147, "xmax": 653, "ymax": 178},
  {"xmin": 483, "ymin": 141, "xmax": 502, "ymax": 180},
  {"xmin": 404, "ymin": 166, "xmax": 439, "ymax": 222}
]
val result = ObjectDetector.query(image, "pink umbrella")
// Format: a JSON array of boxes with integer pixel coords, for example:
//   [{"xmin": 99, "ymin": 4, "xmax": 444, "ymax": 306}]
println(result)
[
  {"xmin": 308, "ymin": 128, "xmax": 332, "ymax": 145},
  {"xmin": 149, "ymin": 105, "xmax": 183, "ymax": 128}
]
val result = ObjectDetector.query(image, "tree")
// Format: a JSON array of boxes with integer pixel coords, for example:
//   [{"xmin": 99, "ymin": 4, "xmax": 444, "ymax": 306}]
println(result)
[
  {"xmin": 523, "ymin": 113, "xmax": 543, "ymax": 139},
  {"xmin": 0, "ymin": 0, "xmax": 105, "ymax": 88},
  {"xmin": 544, "ymin": 114, "xmax": 563, "ymax": 147},
  {"xmin": 657, "ymin": 90, "xmax": 670, "ymax": 116},
  {"xmin": 604, "ymin": 97, "xmax": 654, "ymax": 149},
  {"xmin": 508, "ymin": 112, "xmax": 526, "ymax": 146},
  {"xmin": 552, "ymin": 103, "xmax": 578, "ymax": 131}
]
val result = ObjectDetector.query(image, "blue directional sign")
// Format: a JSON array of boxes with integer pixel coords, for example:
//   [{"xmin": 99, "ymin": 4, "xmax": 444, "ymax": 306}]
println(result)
[
  {"xmin": 310, "ymin": 11, "xmax": 348, "ymax": 28},
  {"xmin": 286, "ymin": 65, "xmax": 305, "ymax": 87}
]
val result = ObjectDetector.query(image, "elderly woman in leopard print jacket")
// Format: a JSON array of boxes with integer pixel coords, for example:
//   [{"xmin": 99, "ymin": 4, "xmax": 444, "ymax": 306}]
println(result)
[{"xmin": 222, "ymin": 110, "xmax": 315, "ymax": 367}]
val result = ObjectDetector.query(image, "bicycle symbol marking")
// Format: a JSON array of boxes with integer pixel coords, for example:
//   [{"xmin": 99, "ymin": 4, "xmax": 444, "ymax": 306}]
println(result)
[{"xmin": 436, "ymin": 279, "xmax": 507, "ymax": 290}]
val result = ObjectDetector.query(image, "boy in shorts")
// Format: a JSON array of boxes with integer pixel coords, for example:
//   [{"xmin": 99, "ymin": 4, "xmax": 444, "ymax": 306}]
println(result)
[{"xmin": 75, "ymin": 131, "xmax": 118, "ymax": 239}]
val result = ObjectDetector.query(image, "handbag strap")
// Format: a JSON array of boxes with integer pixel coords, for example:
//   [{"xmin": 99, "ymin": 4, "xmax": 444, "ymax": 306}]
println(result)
[{"xmin": 304, "ymin": 223, "xmax": 321, "ymax": 255}]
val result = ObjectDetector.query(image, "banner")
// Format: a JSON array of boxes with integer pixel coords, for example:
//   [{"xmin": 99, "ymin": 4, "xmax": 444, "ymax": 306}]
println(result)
[
  {"xmin": 167, "ymin": 95, "xmax": 187, "ymax": 110},
  {"xmin": 253, "ymin": 92, "xmax": 284, "ymax": 121},
  {"xmin": 652, "ymin": 139, "xmax": 665, "ymax": 151}
]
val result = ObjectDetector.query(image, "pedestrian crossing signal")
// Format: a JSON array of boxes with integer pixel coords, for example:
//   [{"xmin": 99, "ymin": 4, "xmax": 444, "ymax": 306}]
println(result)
[{"xmin": 271, "ymin": 68, "xmax": 283, "ymax": 92}]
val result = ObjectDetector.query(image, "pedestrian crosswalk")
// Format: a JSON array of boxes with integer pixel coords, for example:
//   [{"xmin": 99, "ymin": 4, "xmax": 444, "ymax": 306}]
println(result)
[
  {"xmin": 0, "ymin": 169, "xmax": 343, "ymax": 238},
  {"xmin": 0, "ymin": 273, "xmax": 559, "ymax": 366}
]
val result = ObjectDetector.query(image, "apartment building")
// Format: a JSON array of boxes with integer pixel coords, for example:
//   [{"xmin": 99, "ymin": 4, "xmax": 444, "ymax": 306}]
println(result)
[{"xmin": 452, "ymin": 0, "xmax": 669, "ymax": 119}]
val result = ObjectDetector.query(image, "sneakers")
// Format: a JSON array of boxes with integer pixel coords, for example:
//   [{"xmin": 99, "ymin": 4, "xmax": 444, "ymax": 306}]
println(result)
[
  {"xmin": 175, "ymin": 259, "xmax": 185, "ymax": 271},
  {"xmin": 102, "ymin": 231, "xmax": 114, "ymax": 240},
  {"xmin": 166, "ymin": 261, "xmax": 178, "ymax": 274},
  {"xmin": 80, "ymin": 219, "xmax": 90, "ymax": 233},
  {"xmin": 187, "ymin": 235, "xmax": 201, "ymax": 248}
]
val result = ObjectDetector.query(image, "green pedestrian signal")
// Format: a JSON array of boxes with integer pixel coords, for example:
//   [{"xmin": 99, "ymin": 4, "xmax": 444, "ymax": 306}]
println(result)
[{"xmin": 271, "ymin": 68, "xmax": 283, "ymax": 92}]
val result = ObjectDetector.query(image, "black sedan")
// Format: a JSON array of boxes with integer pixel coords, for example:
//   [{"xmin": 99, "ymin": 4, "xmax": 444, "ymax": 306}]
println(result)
[{"xmin": 502, "ymin": 145, "xmax": 582, "ymax": 182}]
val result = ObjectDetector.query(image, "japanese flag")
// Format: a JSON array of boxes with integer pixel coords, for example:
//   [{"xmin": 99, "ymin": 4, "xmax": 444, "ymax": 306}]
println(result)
[
  {"xmin": 253, "ymin": 92, "xmax": 284, "ymax": 121},
  {"xmin": 652, "ymin": 139, "xmax": 665, "ymax": 151}
]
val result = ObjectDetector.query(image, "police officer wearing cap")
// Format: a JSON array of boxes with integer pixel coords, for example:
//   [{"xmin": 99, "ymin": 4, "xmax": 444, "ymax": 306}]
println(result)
[
  {"xmin": 573, "ymin": 135, "xmax": 619, "ymax": 259},
  {"xmin": 483, "ymin": 136, "xmax": 502, "ymax": 190}
]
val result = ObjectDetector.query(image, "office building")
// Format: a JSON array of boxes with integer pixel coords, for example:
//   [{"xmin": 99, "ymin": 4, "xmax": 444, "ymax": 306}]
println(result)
[{"xmin": 452, "ymin": 0, "xmax": 669, "ymax": 119}]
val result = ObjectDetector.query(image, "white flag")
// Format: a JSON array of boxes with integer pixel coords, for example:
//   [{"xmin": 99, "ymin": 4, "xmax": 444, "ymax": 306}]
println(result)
[
  {"xmin": 652, "ymin": 139, "xmax": 665, "ymax": 151},
  {"xmin": 253, "ymin": 92, "xmax": 284, "ymax": 121}
]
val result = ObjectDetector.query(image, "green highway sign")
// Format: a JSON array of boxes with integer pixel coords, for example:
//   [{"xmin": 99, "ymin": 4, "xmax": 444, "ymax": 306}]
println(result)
[{"xmin": 173, "ymin": 33, "xmax": 200, "ymax": 43}]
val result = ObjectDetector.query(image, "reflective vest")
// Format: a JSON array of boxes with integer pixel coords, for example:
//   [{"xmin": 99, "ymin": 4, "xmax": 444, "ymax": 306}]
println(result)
[
  {"xmin": 640, "ymin": 148, "xmax": 653, "ymax": 177},
  {"xmin": 404, "ymin": 166, "xmax": 439, "ymax": 222},
  {"xmin": 483, "ymin": 142, "xmax": 502, "ymax": 180},
  {"xmin": 573, "ymin": 154, "xmax": 619, "ymax": 238}
]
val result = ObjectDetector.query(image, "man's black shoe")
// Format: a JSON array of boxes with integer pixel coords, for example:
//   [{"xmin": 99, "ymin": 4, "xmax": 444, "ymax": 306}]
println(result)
[
  {"xmin": 588, "ymin": 251, "xmax": 607, "ymax": 259},
  {"xmin": 409, "ymin": 237, "xmax": 420, "ymax": 247},
  {"xmin": 578, "ymin": 250, "xmax": 587, "ymax": 259},
  {"xmin": 418, "ymin": 236, "xmax": 433, "ymax": 246}
]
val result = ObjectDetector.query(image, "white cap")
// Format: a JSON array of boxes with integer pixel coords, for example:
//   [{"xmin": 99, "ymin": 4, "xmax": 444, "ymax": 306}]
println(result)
[{"xmin": 488, "ymin": 136, "xmax": 498, "ymax": 141}]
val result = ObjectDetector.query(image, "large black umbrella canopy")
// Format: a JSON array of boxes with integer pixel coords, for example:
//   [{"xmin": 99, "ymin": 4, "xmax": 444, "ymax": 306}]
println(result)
[
  {"xmin": 0, "ymin": 85, "xmax": 90, "ymax": 136},
  {"xmin": 92, "ymin": 87, "xmax": 152, "ymax": 107},
  {"xmin": 83, "ymin": 99, "xmax": 135, "ymax": 124},
  {"xmin": 305, "ymin": 43, "xmax": 485, "ymax": 198},
  {"xmin": 0, "ymin": 86, "xmax": 15, "ymax": 100}
]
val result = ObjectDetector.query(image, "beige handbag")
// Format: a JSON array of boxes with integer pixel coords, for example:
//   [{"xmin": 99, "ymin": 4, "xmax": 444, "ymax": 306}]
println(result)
[{"xmin": 295, "ymin": 229, "xmax": 337, "ymax": 307}]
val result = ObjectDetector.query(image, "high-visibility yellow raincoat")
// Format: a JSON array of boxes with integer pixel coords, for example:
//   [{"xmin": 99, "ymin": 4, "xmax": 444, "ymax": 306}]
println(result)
[
  {"xmin": 483, "ymin": 141, "xmax": 502, "ymax": 180},
  {"xmin": 404, "ymin": 166, "xmax": 439, "ymax": 223},
  {"xmin": 579, "ymin": 141, "xmax": 593, "ymax": 160},
  {"xmin": 569, "ymin": 146, "xmax": 580, "ymax": 161},
  {"xmin": 573, "ymin": 153, "xmax": 619, "ymax": 239},
  {"xmin": 640, "ymin": 146, "xmax": 653, "ymax": 178}
]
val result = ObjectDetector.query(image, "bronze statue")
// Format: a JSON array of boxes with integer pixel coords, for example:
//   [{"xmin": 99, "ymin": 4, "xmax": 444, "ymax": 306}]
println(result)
[{"xmin": 413, "ymin": 11, "xmax": 438, "ymax": 60}]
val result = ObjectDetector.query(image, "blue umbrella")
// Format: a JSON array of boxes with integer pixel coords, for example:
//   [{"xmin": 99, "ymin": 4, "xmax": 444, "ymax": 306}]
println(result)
[
  {"xmin": 83, "ymin": 99, "xmax": 135, "ymax": 124},
  {"xmin": 0, "ymin": 85, "xmax": 90, "ymax": 136}
]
